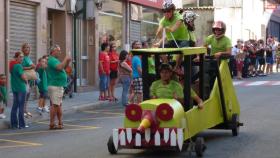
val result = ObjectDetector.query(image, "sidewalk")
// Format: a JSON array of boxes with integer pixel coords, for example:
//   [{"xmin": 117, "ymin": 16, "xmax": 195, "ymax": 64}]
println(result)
[{"xmin": 0, "ymin": 87, "xmax": 123, "ymax": 130}]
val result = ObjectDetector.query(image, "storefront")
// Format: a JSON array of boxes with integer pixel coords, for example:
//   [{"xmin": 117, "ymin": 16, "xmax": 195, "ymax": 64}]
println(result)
[{"xmin": 128, "ymin": 0, "xmax": 163, "ymax": 46}]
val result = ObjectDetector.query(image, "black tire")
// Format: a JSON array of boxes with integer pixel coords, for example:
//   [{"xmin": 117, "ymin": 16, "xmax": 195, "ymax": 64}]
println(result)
[
  {"xmin": 195, "ymin": 137, "xmax": 205, "ymax": 157},
  {"xmin": 232, "ymin": 113, "xmax": 240, "ymax": 136},
  {"xmin": 107, "ymin": 135, "xmax": 117, "ymax": 154}
]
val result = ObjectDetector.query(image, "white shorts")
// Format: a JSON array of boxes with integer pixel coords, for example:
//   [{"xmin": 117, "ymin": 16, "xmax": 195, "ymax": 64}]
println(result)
[{"xmin": 48, "ymin": 86, "xmax": 64, "ymax": 106}]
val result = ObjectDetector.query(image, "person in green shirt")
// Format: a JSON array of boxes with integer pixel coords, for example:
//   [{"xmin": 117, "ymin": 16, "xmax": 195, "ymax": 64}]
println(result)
[
  {"xmin": 36, "ymin": 57, "xmax": 49, "ymax": 114},
  {"xmin": 154, "ymin": 2, "xmax": 189, "ymax": 48},
  {"xmin": 150, "ymin": 63, "xmax": 203, "ymax": 109},
  {"xmin": 10, "ymin": 52, "xmax": 28, "ymax": 129},
  {"xmin": 47, "ymin": 44, "xmax": 71, "ymax": 130},
  {"xmin": 204, "ymin": 21, "xmax": 232, "ymax": 58},
  {"xmin": 153, "ymin": 2, "xmax": 190, "ymax": 67},
  {"xmin": 21, "ymin": 43, "xmax": 35, "ymax": 118},
  {"xmin": 0, "ymin": 74, "xmax": 7, "ymax": 119}
]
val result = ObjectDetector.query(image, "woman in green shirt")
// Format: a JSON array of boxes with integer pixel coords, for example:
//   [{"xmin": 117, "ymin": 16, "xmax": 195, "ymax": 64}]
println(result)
[{"xmin": 10, "ymin": 52, "xmax": 28, "ymax": 129}]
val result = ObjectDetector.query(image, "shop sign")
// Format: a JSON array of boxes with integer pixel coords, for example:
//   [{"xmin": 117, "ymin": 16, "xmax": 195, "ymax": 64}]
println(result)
[{"xmin": 129, "ymin": 0, "xmax": 164, "ymax": 9}]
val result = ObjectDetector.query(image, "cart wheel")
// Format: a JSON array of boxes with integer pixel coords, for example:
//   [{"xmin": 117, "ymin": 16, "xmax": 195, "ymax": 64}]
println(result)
[
  {"xmin": 107, "ymin": 135, "xmax": 118, "ymax": 154},
  {"xmin": 232, "ymin": 113, "xmax": 240, "ymax": 136},
  {"xmin": 195, "ymin": 137, "xmax": 206, "ymax": 157}
]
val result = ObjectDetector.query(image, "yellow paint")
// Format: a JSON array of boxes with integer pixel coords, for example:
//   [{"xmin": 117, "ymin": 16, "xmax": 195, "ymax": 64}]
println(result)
[{"xmin": 0, "ymin": 139, "xmax": 42, "ymax": 149}]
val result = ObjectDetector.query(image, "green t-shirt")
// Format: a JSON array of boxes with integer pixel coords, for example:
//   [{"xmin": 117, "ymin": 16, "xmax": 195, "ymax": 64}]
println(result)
[
  {"xmin": 47, "ymin": 56, "xmax": 67, "ymax": 87},
  {"xmin": 160, "ymin": 11, "xmax": 189, "ymax": 41},
  {"xmin": 37, "ymin": 67, "xmax": 48, "ymax": 92},
  {"xmin": 188, "ymin": 30, "xmax": 196, "ymax": 42},
  {"xmin": 148, "ymin": 57, "xmax": 156, "ymax": 74},
  {"xmin": 22, "ymin": 56, "xmax": 33, "ymax": 67},
  {"xmin": 150, "ymin": 80, "xmax": 197, "ymax": 99},
  {"xmin": 204, "ymin": 35, "xmax": 232, "ymax": 55},
  {"xmin": 0, "ymin": 85, "xmax": 7, "ymax": 104},
  {"xmin": 10, "ymin": 64, "xmax": 26, "ymax": 92},
  {"xmin": 150, "ymin": 80, "xmax": 194, "ymax": 99}
]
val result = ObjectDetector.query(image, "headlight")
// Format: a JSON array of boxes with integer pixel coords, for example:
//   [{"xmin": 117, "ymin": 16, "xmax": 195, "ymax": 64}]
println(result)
[
  {"xmin": 156, "ymin": 103, "xmax": 174, "ymax": 121},
  {"xmin": 125, "ymin": 104, "xmax": 142, "ymax": 121}
]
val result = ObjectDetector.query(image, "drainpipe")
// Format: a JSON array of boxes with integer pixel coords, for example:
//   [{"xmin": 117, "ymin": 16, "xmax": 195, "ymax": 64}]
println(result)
[
  {"xmin": 73, "ymin": 15, "xmax": 77, "ymax": 92},
  {"xmin": 4, "ymin": 0, "xmax": 10, "ymax": 92}
]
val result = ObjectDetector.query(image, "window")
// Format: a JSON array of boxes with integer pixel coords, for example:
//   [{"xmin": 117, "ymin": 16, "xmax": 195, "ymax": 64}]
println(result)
[
  {"xmin": 141, "ymin": 6, "xmax": 162, "ymax": 45},
  {"xmin": 182, "ymin": 0, "xmax": 213, "ymax": 7},
  {"xmin": 99, "ymin": 0, "xmax": 123, "ymax": 50}
]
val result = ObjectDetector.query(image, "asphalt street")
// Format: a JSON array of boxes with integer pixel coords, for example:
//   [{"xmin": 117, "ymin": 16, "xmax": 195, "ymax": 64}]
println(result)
[{"xmin": 0, "ymin": 73, "xmax": 280, "ymax": 158}]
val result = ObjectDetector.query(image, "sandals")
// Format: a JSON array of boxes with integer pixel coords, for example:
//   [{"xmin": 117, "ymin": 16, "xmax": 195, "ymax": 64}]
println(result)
[
  {"xmin": 24, "ymin": 112, "xmax": 32, "ymax": 118},
  {"xmin": 57, "ymin": 124, "xmax": 64, "ymax": 129},
  {"xmin": 49, "ymin": 124, "xmax": 64, "ymax": 130},
  {"xmin": 109, "ymin": 97, "xmax": 118, "ymax": 102},
  {"xmin": 98, "ymin": 96, "xmax": 106, "ymax": 101},
  {"xmin": 49, "ymin": 124, "xmax": 57, "ymax": 130}
]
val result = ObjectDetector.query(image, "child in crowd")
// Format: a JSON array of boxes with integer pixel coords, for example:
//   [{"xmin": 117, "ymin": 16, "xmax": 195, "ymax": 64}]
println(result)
[
  {"xmin": 0, "ymin": 74, "xmax": 7, "ymax": 119},
  {"xmin": 98, "ymin": 42, "xmax": 110, "ymax": 101},
  {"xmin": 36, "ymin": 57, "xmax": 49, "ymax": 113}
]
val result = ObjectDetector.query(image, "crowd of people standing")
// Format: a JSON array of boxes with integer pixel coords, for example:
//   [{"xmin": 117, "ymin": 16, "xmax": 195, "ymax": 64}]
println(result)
[
  {"xmin": 0, "ymin": 43, "xmax": 73, "ymax": 130},
  {"xmin": 230, "ymin": 37, "xmax": 280, "ymax": 80}
]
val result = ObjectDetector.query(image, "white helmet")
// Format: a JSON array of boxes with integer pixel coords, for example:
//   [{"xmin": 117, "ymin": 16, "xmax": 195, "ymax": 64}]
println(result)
[
  {"xmin": 183, "ymin": 11, "xmax": 199, "ymax": 23},
  {"xmin": 162, "ymin": 1, "xmax": 175, "ymax": 12}
]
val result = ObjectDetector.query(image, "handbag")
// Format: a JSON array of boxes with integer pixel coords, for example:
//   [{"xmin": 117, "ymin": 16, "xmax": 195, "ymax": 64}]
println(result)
[{"xmin": 24, "ymin": 69, "xmax": 37, "ymax": 80}]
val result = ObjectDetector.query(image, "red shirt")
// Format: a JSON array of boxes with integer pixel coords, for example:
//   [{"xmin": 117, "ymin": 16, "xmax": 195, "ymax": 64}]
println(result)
[
  {"xmin": 99, "ymin": 51, "xmax": 110, "ymax": 75},
  {"xmin": 109, "ymin": 50, "xmax": 119, "ymax": 71}
]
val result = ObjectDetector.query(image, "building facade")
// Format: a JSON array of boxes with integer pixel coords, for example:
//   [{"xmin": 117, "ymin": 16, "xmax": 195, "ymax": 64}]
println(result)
[
  {"xmin": 0, "ymin": 0, "xmax": 73, "ymax": 89},
  {"xmin": 75, "ymin": 0, "xmax": 164, "ymax": 91},
  {"xmin": 0, "ymin": 0, "xmax": 164, "ymax": 92},
  {"xmin": 182, "ymin": 0, "xmax": 280, "ymax": 44}
]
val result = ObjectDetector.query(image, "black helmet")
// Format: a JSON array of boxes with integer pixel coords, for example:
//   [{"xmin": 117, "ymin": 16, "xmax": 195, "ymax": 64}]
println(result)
[{"xmin": 162, "ymin": 1, "xmax": 175, "ymax": 12}]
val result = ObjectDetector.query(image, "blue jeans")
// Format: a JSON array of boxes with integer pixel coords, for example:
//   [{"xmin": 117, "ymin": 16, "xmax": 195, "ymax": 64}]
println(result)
[
  {"xmin": 11, "ymin": 92, "xmax": 26, "ymax": 128},
  {"xmin": 99, "ymin": 74, "xmax": 109, "ymax": 91},
  {"xmin": 119, "ymin": 75, "xmax": 131, "ymax": 106}
]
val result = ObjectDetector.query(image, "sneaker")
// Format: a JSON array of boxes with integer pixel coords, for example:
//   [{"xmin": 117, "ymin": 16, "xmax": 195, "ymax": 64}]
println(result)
[
  {"xmin": 36, "ymin": 107, "xmax": 43, "ymax": 113},
  {"xmin": 0, "ymin": 114, "xmax": 6, "ymax": 119},
  {"xmin": 43, "ymin": 106, "xmax": 49, "ymax": 113}
]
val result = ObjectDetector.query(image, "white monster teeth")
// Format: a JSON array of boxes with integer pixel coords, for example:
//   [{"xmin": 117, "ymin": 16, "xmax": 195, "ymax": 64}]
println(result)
[
  {"xmin": 119, "ymin": 130, "xmax": 126, "ymax": 146},
  {"xmin": 135, "ymin": 133, "xmax": 141, "ymax": 146},
  {"xmin": 112, "ymin": 129, "xmax": 119, "ymax": 149},
  {"xmin": 164, "ymin": 128, "xmax": 170, "ymax": 143},
  {"xmin": 126, "ymin": 128, "xmax": 132, "ymax": 143},
  {"xmin": 145, "ymin": 128, "xmax": 151, "ymax": 142},
  {"xmin": 155, "ymin": 130, "xmax": 161, "ymax": 146},
  {"xmin": 170, "ymin": 129, "xmax": 176, "ymax": 146},
  {"xmin": 177, "ymin": 128, "xmax": 183, "ymax": 151}
]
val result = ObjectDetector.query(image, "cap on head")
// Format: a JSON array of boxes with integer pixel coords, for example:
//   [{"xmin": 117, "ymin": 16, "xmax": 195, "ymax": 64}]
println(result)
[{"xmin": 159, "ymin": 63, "xmax": 172, "ymax": 72}]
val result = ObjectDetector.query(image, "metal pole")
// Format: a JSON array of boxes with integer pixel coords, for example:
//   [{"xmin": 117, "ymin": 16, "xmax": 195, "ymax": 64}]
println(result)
[
  {"xmin": 5, "ymin": 0, "xmax": 10, "ymax": 92},
  {"xmin": 73, "ymin": 16, "xmax": 77, "ymax": 92}
]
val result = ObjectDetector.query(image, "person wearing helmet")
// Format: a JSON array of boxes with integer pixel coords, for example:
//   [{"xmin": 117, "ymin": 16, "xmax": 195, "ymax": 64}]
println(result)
[
  {"xmin": 204, "ymin": 21, "xmax": 232, "ymax": 59},
  {"xmin": 182, "ymin": 10, "xmax": 199, "ymax": 47},
  {"xmin": 154, "ymin": 1, "xmax": 190, "ymax": 48}
]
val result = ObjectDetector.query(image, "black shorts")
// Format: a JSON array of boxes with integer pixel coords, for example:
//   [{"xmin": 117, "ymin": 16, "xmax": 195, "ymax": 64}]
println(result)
[
  {"xmin": 259, "ymin": 58, "xmax": 265, "ymax": 65},
  {"xmin": 39, "ymin": 91, "xmax": 48, "ymax": 99},
  {"xmin": 250, "ymin": 58, "xmax": 256, "ymax": 65},
  {"xmin": 110, "ymin": 70, "xmax": 118, "ymax": 79}
]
